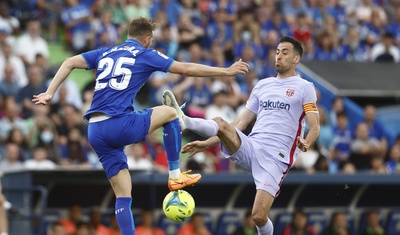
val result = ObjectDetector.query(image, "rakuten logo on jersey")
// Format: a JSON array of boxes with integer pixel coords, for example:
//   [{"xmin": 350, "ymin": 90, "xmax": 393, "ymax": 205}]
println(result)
[{"xmin": 260, "ymin": 100, "xmax": 290, "ymax": 110}]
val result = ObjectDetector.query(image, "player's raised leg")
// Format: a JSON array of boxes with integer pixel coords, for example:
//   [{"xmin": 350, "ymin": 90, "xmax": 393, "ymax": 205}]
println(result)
[{"xmin": 149, "ymin": 105, "xmax": 201, "ymax": 191}]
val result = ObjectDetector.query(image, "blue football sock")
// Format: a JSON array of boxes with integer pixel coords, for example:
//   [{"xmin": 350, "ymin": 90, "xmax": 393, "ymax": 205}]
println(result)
[
  {"xmin": 115, "ymin": 197, "xmax": 135, "ymax": 235},
  {"xmin": 163, "ymin": 118, "xmax": 181, "ymax": 171}
]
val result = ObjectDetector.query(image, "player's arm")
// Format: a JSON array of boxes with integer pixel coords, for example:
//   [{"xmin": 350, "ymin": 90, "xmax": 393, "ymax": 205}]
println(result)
[
  {"xmin": 32, "ymin": 55, "xmax": 88, "ymax": 105},
  {"xmin": 168, "ymin": 60, "xmax": 249, "ymax": 77},
  {"xmin": 297, "ymin": 103, "xmax": 320, "ymax": 152}
]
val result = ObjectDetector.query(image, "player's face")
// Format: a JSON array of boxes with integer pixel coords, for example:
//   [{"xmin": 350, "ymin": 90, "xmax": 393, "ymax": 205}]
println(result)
[{"xmin": 275, "ymin": 42, "xmax": 298, "ymax": 75}]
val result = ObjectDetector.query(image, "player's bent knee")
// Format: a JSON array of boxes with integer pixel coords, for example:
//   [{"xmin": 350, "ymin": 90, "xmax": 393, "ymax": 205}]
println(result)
[
  {"xmin": 163, "ymin": 106, "xmax": 178, "ymax": 121},
  {"xmin": 253, "ymin": 214, "xmax": 268, "ymax": 227},
  {"xmin": 213, "ymin": 117, "xmax": 230, "ymax": 132}
]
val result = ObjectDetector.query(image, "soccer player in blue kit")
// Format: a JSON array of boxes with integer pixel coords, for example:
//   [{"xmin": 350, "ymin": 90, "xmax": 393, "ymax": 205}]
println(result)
[{"xmin": 32, "ymin": 17, "xmax": 249, "ymax": 235}]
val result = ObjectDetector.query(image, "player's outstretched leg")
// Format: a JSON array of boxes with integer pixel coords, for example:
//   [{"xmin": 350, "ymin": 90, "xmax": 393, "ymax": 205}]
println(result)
[
  {"xmin": 161, "ymin": 103, "xmax": 201, "ymax": 191},
  {"xmin": 162, "ymin": 90, "xmax": 218, "ymax": 138}
]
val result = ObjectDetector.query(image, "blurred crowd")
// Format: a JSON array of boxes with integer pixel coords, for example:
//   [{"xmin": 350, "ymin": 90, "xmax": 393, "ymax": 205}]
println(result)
[{"xmin": 0, "ymin": 0, "xmax": 400, "ymax": 175}]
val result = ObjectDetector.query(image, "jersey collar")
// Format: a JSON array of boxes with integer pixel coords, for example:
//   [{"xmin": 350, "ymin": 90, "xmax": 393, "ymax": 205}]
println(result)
[{"xmin": 125, "ymin": 39, "xmax": 143, "ymax": 48}]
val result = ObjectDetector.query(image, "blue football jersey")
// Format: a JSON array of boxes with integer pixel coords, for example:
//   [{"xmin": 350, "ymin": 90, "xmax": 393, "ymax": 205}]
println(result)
[{"xmin": 81, "ymin": 39, "xmax": 174, "ymax": 121}]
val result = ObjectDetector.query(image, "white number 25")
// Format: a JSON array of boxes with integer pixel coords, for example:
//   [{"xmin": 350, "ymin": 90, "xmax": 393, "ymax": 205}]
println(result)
[{"xmin": 95, "ymin": 57, "xmax": 136, "ymax": 91}]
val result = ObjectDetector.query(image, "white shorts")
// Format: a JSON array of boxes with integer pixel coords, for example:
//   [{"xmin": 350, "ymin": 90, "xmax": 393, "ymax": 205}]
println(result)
[{"xmin": 220, "ymin": 128, "xmax": 290, "ymax": 197}]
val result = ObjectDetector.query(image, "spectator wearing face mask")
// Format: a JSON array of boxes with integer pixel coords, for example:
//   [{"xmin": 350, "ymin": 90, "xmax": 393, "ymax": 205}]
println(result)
[{"xmin": 36, "ymin": 123, "xmax": 61, "ymax": 164}]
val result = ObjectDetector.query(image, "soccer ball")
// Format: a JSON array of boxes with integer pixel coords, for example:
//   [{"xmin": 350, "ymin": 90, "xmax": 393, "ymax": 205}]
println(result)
[{"xmin": 162, "ymin": 190, "xmax": 195, "ymax": 222}]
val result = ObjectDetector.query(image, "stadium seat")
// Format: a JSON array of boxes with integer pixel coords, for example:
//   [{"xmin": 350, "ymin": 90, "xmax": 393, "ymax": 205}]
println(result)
[
  {"xmin": 199, "ymin": 211, "xmax": 214, "ymax": 232},
  {"xmin": 273, "ymin": 211, "xmax": 292, "ymax": 235},
  {"xmin": 385, "ymin": 210, "xmax": 400, "ymax": 235},
  {"xmin": 157, "ymin": 214, "xmax": 183, "ymax": 235},
  {"xmin": 214, "ymin": 211, "xmax": 242, "ymax": 235},
  {"xmin": 306, "ymin": 211, "xmax": 327, "ymax": 234}
]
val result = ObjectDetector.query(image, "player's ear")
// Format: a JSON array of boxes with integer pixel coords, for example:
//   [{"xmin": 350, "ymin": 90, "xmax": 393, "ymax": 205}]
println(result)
[{"xmin": 293, "ymin": 54, "xmax": 301, "ymax": 64}]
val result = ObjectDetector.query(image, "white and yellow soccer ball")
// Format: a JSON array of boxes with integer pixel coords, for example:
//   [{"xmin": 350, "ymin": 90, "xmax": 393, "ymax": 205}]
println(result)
[{"xmin": 162, "ymin": 190, "xmax": 195, "ymax": 222}]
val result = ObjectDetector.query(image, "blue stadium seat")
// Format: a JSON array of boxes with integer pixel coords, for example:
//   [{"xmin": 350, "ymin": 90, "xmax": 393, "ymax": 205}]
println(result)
[
  {"xmin": 200, "ymin": 212, "xmax": 214, "ymax": 233},
  {"xmin": 386, "ymin": 210, "xmax": 400, "ymax": 235},
  {"xmin": 157, "ymin": 214, "xmax": 182, "ymax": 235},
  {"xmin": 306, "ymin": 211, "xmax": 327, "ymax": 234},
  {"xmin": 214, "ymin": 211, "xmax": 242, "ymax": 235},
  {"xmin": 273, "ymin": 211, "xmax": 292, "ymax": 235}
]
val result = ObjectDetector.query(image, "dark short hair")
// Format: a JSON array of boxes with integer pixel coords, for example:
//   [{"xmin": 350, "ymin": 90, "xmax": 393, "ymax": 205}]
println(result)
[
  {"xmin": 128, "ymin": 17, "xmax": 156, "ymax": 39},
  {"xmin": 279, "ymin": 36, "xmax": 303, "ymax": 58}
]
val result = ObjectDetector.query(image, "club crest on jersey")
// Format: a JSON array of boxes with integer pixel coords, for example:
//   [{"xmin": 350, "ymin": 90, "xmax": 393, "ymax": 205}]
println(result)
[{"xmin": 286, "ymin": 88, "xmax": 295, "ymax": 97}]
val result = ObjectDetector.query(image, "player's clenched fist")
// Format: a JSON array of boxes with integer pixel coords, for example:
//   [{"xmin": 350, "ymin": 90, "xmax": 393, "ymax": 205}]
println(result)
[{"xmin": 296, "ymin": 136, "xmax": 309, "ymax": 152}]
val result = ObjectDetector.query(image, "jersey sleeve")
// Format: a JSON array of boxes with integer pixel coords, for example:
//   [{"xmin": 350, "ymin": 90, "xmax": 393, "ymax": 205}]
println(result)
[
  {"xmin": 302, "ymin": 82, "xmax": 319, "ymax": 114},
  {"xmin": 245, "ymin": 81, "xmax": 260, "ymax": 114},
  {"xmin": 143, "ymin": 49, "xmax": 174, "ymax": 72},
  {"xmin": 81, "ymin": 48, "xmax": 104, "ymax": 70}
]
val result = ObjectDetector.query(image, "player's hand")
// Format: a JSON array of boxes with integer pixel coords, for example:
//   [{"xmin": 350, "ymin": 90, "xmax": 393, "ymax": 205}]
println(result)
[
  {"xmin": 32, "ymin": 93, "xmax": 53, "ymax": 105},
  {"xmin": 296, "ymin": 136, "xmax": 309, "ymax": 152},
  {"xmin": 181, "ymin": 140, "xmax": 209, "ymax": 158},
  {"xmin": 226, "ymin": 59, "xmax": 249, "ymax": 76}
]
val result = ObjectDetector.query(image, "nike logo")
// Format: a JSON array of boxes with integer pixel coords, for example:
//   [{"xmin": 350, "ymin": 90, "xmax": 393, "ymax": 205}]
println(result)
[{"xmin": 172, "ymin": 181, "xmax": 184, "ymax": 185}]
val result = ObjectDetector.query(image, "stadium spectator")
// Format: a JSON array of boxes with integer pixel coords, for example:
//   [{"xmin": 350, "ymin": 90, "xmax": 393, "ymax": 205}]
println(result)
[
  {"xmin": 350, "ymin": 122, "xmax": 382, "ymax": 171},
  {"xmin": 135, "ymin": 209, "xmax": 166, "ymax": 235},
  {"xmin": 177, "ymin": 13, "xmax": 205, "ymax": 50},
  {"xmin": 329, "ymin": 97, "xmax": 345, "ymax": 127},
  {"xmin": 205, "ymin": 8, "xmax": 234, "ymax": 59},
  {"xmin": 154, "ymin": 25, "xmax": 179, "ymax": 59},
  {"xmin": 50, "ymin": 81, "xmax": 83, "ymax": 118},
  {"xmin": 99, "ymin": 0, "xmax": 127, "ymax": 33},
  {"xmin": 316, "ymin": 108, "xmax": 334, "ymax": 158},
  {"xmin": 92, "ymin": 9, "xmax": 120, "ymax": 49},
  {"xmin": 313, "ymin": 30, "xmax": 341, "ymax": 61},
  {"xmin": 74, "ymin": 221, "xmax": 91, "ymax": 235},
  {"xmin": 356, "ymin": 0, "xmax": 387, "ymax": 24},
  {"xmin": 6, "ymin": 127, "xmax": 30, "ymax": 161},
  {"xmin": 25, "ymin": 103, "xmax": 53, "ymax": 147},
  {"xmin": 0, "ymin": 1, "xmax": 20, "ymax": 36},
  {"xmin": 293, "ymin": 142, "xmax": 325, "ymax": 173},
  {"xmin": 36, "ymin": 0, "xmax": 62, "ymax": 42},
  {"xmin": 340, "ymin": 162, "xmax": 357, "ymax": 174},
  {"xmin": 177, "ymin": 212, "xmax": 212, "ymax": 235},
  {"xmin": 281, "ymin": 0, "xmax": 310, "ymax": 26},
  {"xmin": 59, "ymin": 204, "xmax": 84, "ymax": 235},
  {"xmin": 370, "ymin": 156, "xmax": 388, "ymax": 174},
  {"xmin": 87, "ymin": 207, "xmax": 112, "ymax": 235},
  {"xmin": 33, "ymin": 123, "xmax": 61, "ymax": 164},
  {"xmin": 0, "ymin": 43, "xmax": 28, "ymax": 87},
  {"xmin": 321, "ymin": 211, "xmax": 352, "ymax": 235},
  {"xmin": 370, "ymin": 32, "xmax": 400, "ymax": 62},
  {"xmin": 0, "ymin": 96, "xmax": 27, "ymax": 144},
  {"xmin": 47, "ymin": 222, "xmax": 66, "ymax": 235},
  {"xmin": 232, "ymin": 210, "xmax": 257, "ymax": 235},
  {"xmin": 59, "ymin": 127, "xmax": 91, "ymax": 168},
  {"xmin": 385, "ymin": 144, "xmax": 400, "ymax": 174},
  {"xmin": 0, "ymin": 64, "xmax": 21, "ymax": 98},
  {"xmin": 359, "ymin": 210, "xmax": 387, "ymax": 235},
  {"xmin": 341, "ymin": 26, "xmax": 369, "ymax": 62},
  {"xmin": 182, "ymin": 76, "xmax": 213, "ymax": 118},
  {"xmin": 282, "ymin": 209, "xmax": 318, "ymax": 235},
  {"xmin": 233, "ymin": 8, "xmax": 261, "ymax": 60},
  {"xmin": 125, "ymin": 143, "xmax": 154, "ymax": 171},
  {"xmin": 361, "ymin": 7, "xmax": 388, "ymax": 47},
  {"xmin": 15, "ymin": 20, "xmax": 49, "ymax": 66},
  {"xmin": 262, "ymin": 11, "xmax": 292, "ymax": 39},
  {"xmin": 61, "ymin": 0, "xmax": 93, "ymax": 53},
  {"xmin": 332, "ymin": 111, "xmax": 353, "ymax": 170},
  {"xmin": 16, "ymin": 65, "xmax": 48, "ymax": 119},
  {"xmin": 150, "ymin": 0, "xmax": 182, "ymax": 27},
  {"xmin": 53, "ymin": 104, "xmax": 88, "ymax": 146},
  {"xmin": 361, "ymin": 105, "xmax": 388, "ymax": 156},
  {"xmin": 123, "ymin": 0, "xmax": 150, "ymax": 21},
  {"xmin": 205, "ymin": 91, "xmax": 237, "ymax": 124},
  {"xmin": 0, "ymin": 142, "xmax": 24, "ymax": 172},
  {"xmin": 23, "ymin": 146, "xmax": 57, "ymax": 170}
]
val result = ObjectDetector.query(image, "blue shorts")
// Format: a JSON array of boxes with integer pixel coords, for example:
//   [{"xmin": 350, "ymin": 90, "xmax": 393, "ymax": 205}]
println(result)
[{"xmin": 88, "ymin": 109, "xmax": 153, "ymax": 179}]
